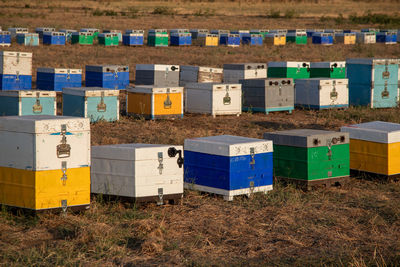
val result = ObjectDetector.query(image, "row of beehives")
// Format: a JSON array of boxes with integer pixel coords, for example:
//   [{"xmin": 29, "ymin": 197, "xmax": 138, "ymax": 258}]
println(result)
[
  {"xmin": 0, "ymin": 115, "xmax": 398, "ymax": 211},
  {"xmin": 0, "ymin": 27, "xmax": 399, "ymax": 47}
]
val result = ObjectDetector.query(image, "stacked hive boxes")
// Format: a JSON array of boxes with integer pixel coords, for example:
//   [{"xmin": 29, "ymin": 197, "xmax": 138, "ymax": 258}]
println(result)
[
  {"xmin": 170, "ymin": 29, "xmax": 191, "ymax": 46},
  {"xmin": 91, "ymin": 144, "xmax": 184, "ymax": 204},
  {"xmin": 0, "ymin": 51, "xmax": 32, "ymax": 90},
  {"xmin": 220, "ymin": 33, "xmax": 240, "ymax": 47},
  {"xmin": 223, "ymin": 63, "xmax": 267, "ymax": 83},
  {"xmin": 179, "ymin": 66, "xmax": 223, "ymax": 86},
  {"xmin": 184, "ymin": 135, "xmax": 273, "ymax": 201},
  {"xmin": 85, "ymin": 65, "xmax": 129, "ymax": 89},
  {"xmin": 36, "ymin": 68, "xmax": 82, "ymax": 92},
  {"xmin": 16, "ymin": 33, "xmax": 39, "ymax": 46},
  {"xmin": 0, "ymin": 116, "xmax": 91, "ymax": 211},
  {"xmin": 0, "ymin": 91, "xmax": 56, "ymax": 116},
  {"xmin": 135, "ymin": 64, "xmax": 180, "ymax": 87}
]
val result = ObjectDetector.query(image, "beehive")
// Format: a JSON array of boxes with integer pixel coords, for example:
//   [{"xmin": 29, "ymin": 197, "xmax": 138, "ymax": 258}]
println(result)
[
  {"xmin": 264, "ymin": 33, "xmax": 286, "ymax": 45},
  {"xmin": 267, "ymin": 61, "xmax": 310, "ymax": 80},
  {"xmin": 16, "ymin": 33, "xmax": 39, "ymax": 46},
  {"xmin": 71, "ymin": 32, "xmax": 94, "ymax": 45},
  {"xmin": 335, "ymin": 32, "xmax": 356, "ymax": 44},
  {"xmin": 361, "ymin": 28, "xmax": 380, "ymax": 34},
  {"xmin": 103, "ymin": 30, "xmax": 122, "ymax": 42},
  {"xmin": 356, "ymin": 32, "xmax": 376, "ymax": 44},
  {"xmin": 170, "ymin": 32, "xmax": 192, "ymax": 46},
  {"xmin": 35, "ymin": 27, "xmax": 55, "ymax": 38},
  {"xmin": 126, "ymin": 86, "xmax": 183, "ymax": 119},
  {"xmin": 192, "ymin": 33, "xmax": 218, "ymax": 47},
  {"xmin": 310, "ymin": 61, "xmax": 346, "ymax": 78},
  {"xmin": 43, "ymin": 32, "xmax": 66, "ymax": 45},
  {"xmin": 341, "ymin": 121, "xmax": 400, "ymax": 177},
  {"xmin": 62, "ymin": 87, "xmax": 119, "ymax": 122},
  {"xmin": 0, "ymin": 51, "xmax": 32, "ymax": 90},
  {"xmin": 0, "ymin": 90, "xmax": 56, "ymax": 116},
  {"xmin": 269, "ymin": 29, "xmax": 288, "ymax": 35},
  {"xmin": 8, "ymin": 27, "xmax": 28, "ymax": 38},
  {"xmin": 346, "ymin": 58, "xmax": 399, "ymax": 108},
  {"xmin": 123, "ymin": 30, "xmax": 144, "ymax": 46},
  {"xmin": 135, "ymin": 64, "xmax": 180, "ymax": 87},
  {"xmin": 59, "ymin": 29, "xmax": 77, "ymax": 43},
  {"xmin": 263, "ymin": 129, "xmax": 350, "ymax": 189},
  {"xmin": 0, "ymin": 31, "xmax": 11, "ymax": 47},
  {"xmin": 98, "ymin": 33, "xmax": 119, "ymax": 46},
  {"xmin": 170, "ymin": 29, "xmax": 190, "ymax": 34},
  {"xmin": 312, "ymin": 32, "xmax": 333, "ymax": 45},
  {"xmin": 295, "ymin": 78, "xmax": 349, "ymax": 109},
  {"xmin": 190, "ymin": 29, "xmax": 209, "ymax": 39},
  {"xmin": 230, "ymin": 30, "xmax": 250, "ymax": 39},
  {"xmin": 91, "ymin": 144, "xmax": 184, "ymax": 204},
  {"xmin": 241, "ymin": 33, "xmax": 263, "ymax": 46},
  {"xmin": 223, "ymin": 63, "xmax": 267, "ymax": 83},
  {"xmin": 219, "ymin": 34, "xmax": 240, "ymax": 47},
  {"xmin": 147, "ymin": 29, "xmax": 168, "ymax": 47},
  {"xmin": 286, "ymin": 31, "xmax": 307, "ymax": 44},
  {"xmin": 36, "ymin": 68, "xmax": 82, "ymax": 92},
  {"xmin": 0, "ymin": 115, "xmax": 90, "ymax": 211},
  {"xmin": 184, "ymin": 135, "xmax": 273, "ymax": 201},
  {"xmin": 179, "ymin": 66, "xmax": 223, "ymax": 86},
  {"xmin": 240, "ymin": 78, "xmax": 294, "ymax": 114},
  {"xmin": 85, "ymin": 65, "xmax": 129, "ymax": 89},
  {"xmin": 80, "ymin": 28, "xmax": 99, "ymax": 39},
  {"xmin": 184, "ymin": 83, "xmax": 241, "ymax": 117},
  {"xmin": 376, "ymin": 31, "xmax": 397, "ymax": 44}
]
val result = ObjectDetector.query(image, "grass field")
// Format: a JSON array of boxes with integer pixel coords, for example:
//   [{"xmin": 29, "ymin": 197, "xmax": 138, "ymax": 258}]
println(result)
[{"xmin": 1, "ymin": 0, "xmax": 400, "ymax": 266}]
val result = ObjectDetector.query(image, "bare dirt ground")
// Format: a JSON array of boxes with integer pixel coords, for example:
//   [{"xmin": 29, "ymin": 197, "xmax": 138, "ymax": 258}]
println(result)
[{"xmin": 1, "ymin": 0, "xmax": 400, "ymax": 266}]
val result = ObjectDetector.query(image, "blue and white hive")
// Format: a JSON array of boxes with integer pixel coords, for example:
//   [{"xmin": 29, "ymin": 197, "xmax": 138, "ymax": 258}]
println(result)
[
  {"xmin": 0, "ymin": 51, "xmax": 32, "ymax": 90},
  {"xmin": 36, "ymin": 68, "xmax": 82, "ymax": 92}
]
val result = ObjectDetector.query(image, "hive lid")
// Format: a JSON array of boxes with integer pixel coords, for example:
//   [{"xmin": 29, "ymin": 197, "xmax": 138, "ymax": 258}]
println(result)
[
  {"xmin": 92, "ymin": 143, "xmax": 183, "ymax": 161},
  {"xmin": 0, "ymin": 51, "xmax": 32, "ymax": 58},
  {"xmin": 127, "ymin": 86, "xmax": 183, "ymax": 94},
  {"xmin": 340, "ymin": 121, "xmax": 400, "ymax": 143},
  {"xmin": 86, "ymin": 65, "xmax": 129, "ymax": 72},
  {"xmin": 263, "ymin": 129, "xmax": 349, "ymax": 147},
  {"xmin": 310, "ymin": 61, "xmax": 346, "ymax": 68},
  {"xmin": 136, "ymin": 64, "xmax": 179, "ymax": 71},
  {"xmin": 295, "ymin": 78, "xmax": 348, "ymax": 86},
  {"xmin": 0, "ymin": 90, "xmax": 56, "ymax": 97},
  {"xmin": 240, "ymin": 78, "xmax": 293, "ymax": 87},
  {"xmin": 181, "ymin": 65, "xmax": 223, "ymax": 73},
  {"xmin": 37, "ymin": 67, "xmax": 82, "ymax": 74},
  {"xmin": 184, "ymin": 83, "xmax": 241, "ymax": 91},
  {"xmin": 63, "ymin": 87, "xmax": 119, "ymax": 96},
  {"xmin": 0, "ymin": 115, "xmax": 90, "ymax": 134},
  {"xmin": 184, "ymin": 135, "xmax": 273, "ymax": 157},
  {"xmin": 346, "ymin": 58, "xmax": 400, "ymax": 65},
  {"xmin": 268, "ymin": 61, "xmax": 310, "ymax": 68},
  {"xmin": 60, "ymin": 29, "xmax": 77, "ymax": 33},
  {"xmin": 223, "ymin": 63, "xmax": 267, "ymax": 70}
]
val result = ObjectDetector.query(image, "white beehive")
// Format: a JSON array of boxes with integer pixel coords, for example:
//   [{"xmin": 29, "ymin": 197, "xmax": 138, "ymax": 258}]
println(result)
[
  {"xmin": 185, "ymin": 82, "xmax": 242, "ymax": 117},
  {"xmin": 223, "ymin": 63, "xmax": 267, "ymax": 83},
  {"xmin": 179, "ymin": 66, "xmax": 223, "ymax": 86},
  {"xmin": 0, "ymin": 51, "xmax": 32, "ymax": 75},
  {"xmin": 91, "ymin": 144, "xmax": 184, "ymax": 204}
]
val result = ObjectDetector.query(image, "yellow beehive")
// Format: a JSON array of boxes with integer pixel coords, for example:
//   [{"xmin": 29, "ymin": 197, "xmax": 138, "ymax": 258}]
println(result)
[
  {"xmin": 193, "ymin": 34, "xmax": 219, "ymax": 47},
  {"xmin": 341, "ymin": 121, "xmax": 400, "ymax": 176},
  {"xmin": 0, "ymin": 116, "xmax": 91, "ymax": 211},
  {"xmin": 126, "ymin": 86, "xmax": 183, "ymax": 119},
  {"xmin": 265, "ymin": 33, "xmax": 286, "ymax": 46},
  {"xmin": 335, "ymin": 33, "xmax": 356, "ymax": 45}
]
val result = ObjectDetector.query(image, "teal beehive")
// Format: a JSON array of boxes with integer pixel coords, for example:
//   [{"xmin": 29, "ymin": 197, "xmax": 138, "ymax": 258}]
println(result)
[{"xmin": 0, "ymin": 90, "xmax": 56, "ymax": 116}]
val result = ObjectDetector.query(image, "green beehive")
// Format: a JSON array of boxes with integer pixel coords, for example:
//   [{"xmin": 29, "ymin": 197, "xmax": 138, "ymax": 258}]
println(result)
[
  {"xmin": 263, "ymin": 129, "xmax": 350, "ymax": 189},
  {"xmin": 267, "ymin": 61, "xmax": 310, "ymax": 80},
  {"xmin": 286, "ymin": 32, "xmax": 307, "ymax": 44},
  {"xmin": 148, "ymin": 29, "xmax": 168, "ymax": 47},
  {"xmin": 71, "ymin": 32, "xmax": 94, "ymax": 45},
  {"xmin": 98, "ymin": 33, "xmax": 119, "ymax": 46},
  {"xmin": 310, "ymin": 61, "xmax": 346, "ymax": 78},
  {"xmin": 80, "ymin": 28, "xmax": 99, "ymax": 41}
]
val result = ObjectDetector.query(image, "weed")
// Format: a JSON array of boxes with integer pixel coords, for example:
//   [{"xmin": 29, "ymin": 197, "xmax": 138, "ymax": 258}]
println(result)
[
  {"xmin": 194, "ymin": 8, "xmax": 215, "ymax": 17},
  {"xmin": 284, "ymin": 9, "xmax": 297, "ymax": 19},
  {"xmin": 92, "ymin": 9, "xmax": 104, "ymax": 16},
  {"xmin": 152, "ymin": 6, "xmax": 174, "ymax": 16},
  {"xmin": 24, "ymin": 3, "xmax": 30, "ymax": 8},
  {"xmin": 268, "ymin": 9, "xmax": 281, "ymax": 18},
  {"xmin": 334, "ymin": 13, "xmax": 345, "ymax": 25}
]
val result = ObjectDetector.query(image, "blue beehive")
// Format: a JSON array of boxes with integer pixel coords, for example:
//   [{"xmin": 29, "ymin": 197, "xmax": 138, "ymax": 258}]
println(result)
[
  {"xmin": 190, "ymin": 29, "xmax": 209, "ymax": 39},
  {"xmin": 312, "ymin": 32, "xmax": 333, "ymax": 45},
  {"xmin": 60, "ymin": 29, "xmax": 77, "ymax": 43},
  {"xmin": 37, "ymin": 68, "xmax": 82, "ymax": 92},
  {"xmin": 85, "ymin": 65, "xmax": 129, "ymax": 89},
  {"xmin": 219, "ymin": 34, "xmax": 240, "ymax": 47},
  {"xmin": 62, "ymin": 87, "xmax": 120, "ymax": 122},
  {"xmin": 241, "ymin": 33, "xmax": 263, "ymax": 46},
  {"xmin": 35, "ymin": 27, "xmax": 55, "ymax": 38},
  {"xmin": 346, "ymin": 58, "xmax": 399, "ymax": 108},
  {"xmin": 376, "ymin": 31, "xmax": 397, "ymax": 44},
  {"xmin": 123, "ymin": 30, "xmax": 144, "ymax": 46},
  {"xmin": 170, "ymin": 32, "xmax": 192, "ymax": 46},
  {"xmin": 16, "ymin": 33, "xmax": 39, "ymax": 46},
  {"xmin": 306, "ymin": 29, "xmax": 324, "ymax": 38},
  {"xmin": 230, "ymin": 30, "xmax": 250, "ymax": 39},
  {"xmin": 184, "ymin": 135, "xmax": 273, "ymax": 201},
  {"xmin": 0, "ymin": 51, "xmax": 32, "ymax": 91},
  {"xmin": 43, "ymin": 32, "xmax": 66, "ymax": 45},
  {"xmin": 0, "ymin": 90, "xmax": 56, "ymax": 116},
  {"xmin": 0, "ymin": 31, "xmax": 11, "ymax": 47}
]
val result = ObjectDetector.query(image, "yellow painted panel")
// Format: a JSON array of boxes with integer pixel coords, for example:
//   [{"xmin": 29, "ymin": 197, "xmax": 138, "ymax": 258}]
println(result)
[
  {"xmin": 127, "ymin": 92, "xmax": 151, "ymax": 115},
  {"xmin": 205, "ymin": 37, "xmax": 218, "ymax": 46},
  {"xmin": 275, "ymin": 36, "xmax": 286, "ymax": 45},
  {"xmin": 0, "ymin": 167, "xmax": 35, "ymax": 209},
  {"xmin": 388, "ymin": 142, "xmax": 400, "ymax": 175},
  {"xmin": 344, "ymin": 36, "xmax": 356, "ymax": 45},
  {"xmin": 349, "ymin": 139, "xmax": 388, "ymax": 175},
  {"xmin": 154, "ymin": 93, "xmax": 182, "ymax": 116}
]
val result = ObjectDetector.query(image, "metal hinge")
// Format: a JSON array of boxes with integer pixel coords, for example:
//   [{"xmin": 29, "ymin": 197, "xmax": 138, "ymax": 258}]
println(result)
[
  {"xmin": 157, "ymin": 152, "xmax": 163, "ymax": 174},
  {"xmin": 61, "ymin": 161, "xmax": 68, "ymax": 185},
  {"xmin": 250, "ymin": 147, "xmax": 255, "ymax": 167},
  {"xmin": 32, "ymin": 92, "xmax": 43, "ymax": 113},
  {"xmin": 97, "ymin": 91, "xmax": 107, "ymax": 112},
  {"xmin": 157, "ymin": 188, "xmax": 164, "ymax": 205},
  {"xmin": 56, "ymin": 124, "xmax": 71, "ymax": 158}
]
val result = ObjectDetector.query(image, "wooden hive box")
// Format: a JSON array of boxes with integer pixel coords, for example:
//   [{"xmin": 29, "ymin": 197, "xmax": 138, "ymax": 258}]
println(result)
[
  {"xmin": 179, "ymin": 65, "xmax": 223, "ymax": 87},
  {"xmin": 71, "ymin": 32, "xmax": 94, "ymax": 45},
  {"xmin": 135, "ymin": 64, "xmax": 180, "ymax": 87},
  {"xmin": 267, "ymin": 61, "xmax": 310, "ymax": 80},
  {"xmin": 0, "ymin": 51, "xmax": 32, "ymax": 90},
  {"xmin": 310, "ymin": 61, "xmax": 346, "ymax": 78},
  {"xmin": 0, "ymin": 90, "xmax": 56, "ymax": 116},
  {"xmin": 16, "ymin": 33, "xmax": 39, "ymax": 46},
  {"xmin": 37, "ymin": 68, "xmax": 82, "ymax": 92},
  {"xmin": 85, "ymin": 65, "xmax": 129, "ymax": 89},
  {"xmin": 43, "ymin": 32, "xmax": 66, "ymax": 45},
  {"xmin": 223, "ymin": 63, "xmax": 267, "ymax": 83}
]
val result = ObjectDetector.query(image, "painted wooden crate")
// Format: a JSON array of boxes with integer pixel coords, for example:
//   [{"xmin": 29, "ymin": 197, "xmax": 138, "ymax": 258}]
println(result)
[
  {"xmin": 43, "ymin": 32, "xmax": 66, "ymax": 45},
  {"xmin": 103, "ymin": 30, "xmax": 122, "ymax": 42},
  {"xmin": 263, "ymin": 129, "xmax": 350, "ymax": 189},
  {"xmin": 241, "ymin": 33, "xmax": 263, "ymax": 46},
  {"xmin": 267, "ymin": 61, "xmax": 310, "ymax": 80},
  {"xmin": 376, "ymin": 31, "xmax": 397, "ymax": 44},
  {"xmin": 223, "ymin": 63, "xmax": 267, "ymax": 83},
  {"xmin": 0, "ymin": 90, "xmax": 56, "ymax": 116},
  {"xmin": 85, "ymin": 65, "xmax": 129, "ymax": 89},
  {"xmin": 91, "ymin": 144, "xmax": 184, "ymax": 204},
  {"xmin": 36, "ymin": 68, "xmax": 82, "ymax": 92},
  {"xmin": 147, "ymin": 29, "xmax": 168, "ymax": 47},
  {"xmin": 312, "ymin": 32, "xmax": 333, "ymax": 45},
  {"xmin": 126, "ymin": 86, "xmax": 183, "ymax": 120},
  {"xmin": 346, "ymin": 58, "xmax": 399, "ymax": 108},
  {"xmin": 361, "ymin": 28, "xmax": 380, "ymax": 34},
  {"xmin": 192, "ymin": 33, "xmax": 218, "ymax": 46},
  {"xmin": 16, "ymin": 33, "xmax": 39, "ymax": 46},
  {"xmin": 123, "ymin": 30, "xmax": 144, "ymax": 46},
  {"xmin": 0, "ymin": 115, "xmax": 90, "ymax": 211},
  {"xmin": 98, "ymin": 33, "xmax": 119, "ymax": 46},
  {"xmin": 71, "ymin": 32, "xmax": 94, "ymax": 45},
  {"xmin": 0, "ymin": 31, "xmax": 11, "ymax": 47},
  {"xmin": 35, "ymin": 27, "xmax": 55, "ymax": 38},
  {"xmin": 264, "ymin": 33, "xmax": 286, "ymax": 45},
  {"xmin": 341, "ymin": 121, "xmax": 400, "ymax": 178},
  {"xmin": 295, "ymin": 78, "xmax": 349, "ymax": 109},
  {"xmin": 190, "ymin": 29, "xmax": 209, "ymax": 39},
  {"xmin": 286, "ymin": 31, "xmax": 307, "ymax": 44},
  {"xmin": 335, "ymin": 32, "xmax": 356, "ymax": 44},
  {"xmin": 170, "ymin": 32, "xmax": 192, "ymax": 46},
  {"xmin": 240, "ymin": 78, "xmax": 294, "ymax": 114},
  {"xmin": 60, "ymin": 29, "xmax": 77, "ymax": 43},
  {"xmin": 170, "ymin": 29, "xmax": 190, "ymax": 34},
  {"xmin": 80, "ymin": 28, "xmax": 99, "ymax": 39},
  {"xmin": 219, "ymin": 34, "xmax": 240, "ymax": 47},
  {"xmin": 184, "ymin": 83, "xmax": 242, "ymax": 117},
  {"xmin": 179, "ymin": 66, "xmax": 223, "ymax": 87},
  {"xmin": 8, "ymin": 27, "xmax": 28, "ymax": 39},
  {"xmin": 0, "ymin": 51, "xmax": 32, "ymax": 90},
  {"xmin": 184, "ymin": 135, "xmax": 273, "ymax": 201},
  {"xmin": 310, "ymin": 61, "xmax": 346, "ymax": 78},
  {"xmin": 135, "ymin": 64, "xmax": 180, "ymax": 87},
  {"xmin": 356, "ymin": 32, "xmax": 376, "ymax": 44},
  {"xmin": 63, "ymin": 87, "xmax": 119, "ymax": 122}
]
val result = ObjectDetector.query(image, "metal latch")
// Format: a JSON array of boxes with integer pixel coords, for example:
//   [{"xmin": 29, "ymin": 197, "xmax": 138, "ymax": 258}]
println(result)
[
  {"xmin": 165, "ymin": 67, "xmax": 169, "ymax": 80},
  {"xmin": 279, "ymin": 86, "xmax": 282, "ymax": 96},
  {"xmin": 61, "ymin": 161, "xmax": 68, "ymax": 185},
  {"xmin": 223, "ymin": 85, "xmax": 231, "ymax": 105},
  {"xmin": 56, "ymin": 124, "xmax": 71, "ymax": 158},
  {"xmin": 168, "ymin": 147, "xmax": 184, "ymax": 168},
  {"xmin": 330, "ymin": 82, "xmax": 338, "ymax": 100},
  {"xmin": 164, "ymin": 88, "xmax": 172, "ymax": 109},
  {"xmin": 114, "ymin": 68, "xmax": 118, "ymax": 78},
  {"xmin": 158, "ymin": 152, "xmax": 163, "ymax": 174},
  {"xmin": 157, "ymin": 188, "xmax": 164, "ymax": 205},
  {"xmin": 382, "ymin": 61, "xmax": 390, "ymax": 79},
  {"xmin": 97, "ymin": 91, "xmax": 107, "ymax": 112},
  {"xmin": 32, "ymin": 92, "xmax": 43, "ymax": 113},
  {"xmin": 250, "ymin": 147, "xmax": 255, "ymax": 167},
  {"xmin": 382, "ymin": 81, "xmax": 389, "ymax": 98},
  {"xmin": 326, "ymin": 140, "xmax": 332, "ymax": 160},
  {"xmin": 67, "ymin": 69, "xmax": 70, "ymax": 80},
  {"xmin": 16, "ymin": 71, "xmax": 19, "ymax": 81},
  {"xmin": 249, "ymin": 181, "xmax": 255, "ymax": 194},
  {"xmin": 61, "ymin": 199, "xmax": 68, "ymax": 213},
  {"xmin": 16, "ymin": 52, "xmax": 20, "ymax": 64}
]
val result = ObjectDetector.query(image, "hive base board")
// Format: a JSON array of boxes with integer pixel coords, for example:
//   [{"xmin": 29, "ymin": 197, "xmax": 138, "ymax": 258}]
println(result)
[
  {"xmin": 127, "ymin": 113, "xmax": 183, "ymax": 120},
  {"xmin": 184, "ymin": 112, "xmax": 241, "ymax": 118},
  {"xmin": 243, "ymin": 106, "xmax": 294, "ymax": 114},
  {"xmin": 92, "ymin": 193, "xmax": 183, "ymax": 206},
  {"xmin": 184, "ymin": 183, "xmax": 273, "ymax": 201},
  {"xmin": 275, "ymin": 176, "xmax": 350, "ymax": 191},
  {"xmin": 0, "ymin": 204, "xmax": 90, "ymax": 216},
  {"xmin": 295, "ymin": 104, "xmax": 349, "ymax": 110},
  {"xmin": 350, "ymin": 170, "xmax": 400, "ymax": 182},
  {"xmin": 0, "ymin": 44, "xmax": 11, "ymax": 47}
]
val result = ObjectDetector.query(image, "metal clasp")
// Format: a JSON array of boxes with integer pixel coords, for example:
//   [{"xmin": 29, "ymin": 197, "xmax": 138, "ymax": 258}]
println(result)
[
  {"xmin": 61, "ymin": 161, "xmax": 68, "ymax": 185},
  {"xmin": 67, "ymin": 69, "xmax": 70, "ymax": 80},
  {"xmin": 223, "ymin": 85, "xmax": 231, "ymax": 105},
  {"xmin": 157, "ymin": 188, "xmax": 164, "ymax": 205},
  {"xmin": 330, "ymin": 81, "xmax": 338, "ymax": 101},
  {"xmin": 16, "ymin": 71, "xmax": 20, "ymax": 81},
  {"xmin": 158, "ymin": 152, "xmax": 163, "ymax": 174},
  {"xmin": 250, "ymin": 147, "xmax": 255, "ymax": 167},
  {"xmin": 164, "ymin": 88, "xmax": 172, "ymax": 109},
  {"xmin": 61, "ymin": 199, "xmax": 68, "ymax": 213},
  {"xmin": 326, "ymin": 140, "xmax": 332, "ymax": 160},
  {"xmin": 56, "ymin": 124, "xmax": 71, "ymax": 158},
  {"xmin": 97, "ymin": 91, "xmax": 107, "ymax": 112},
  {"xmin": 382, "ymin": 61, "xmax": 390, "ymax": 79},
  {"xmin": 32, "ymin": 92, "xmax": 43, "ymax": 113},
  {"xmin": 382, "ymin": 81, "xmax": 389, "ymax": 99}
]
